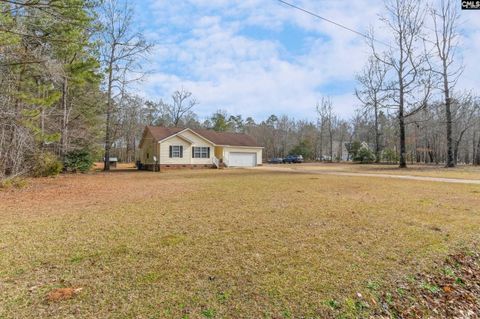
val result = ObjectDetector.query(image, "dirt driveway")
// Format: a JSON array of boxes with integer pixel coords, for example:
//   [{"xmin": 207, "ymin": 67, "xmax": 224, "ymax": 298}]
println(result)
[{"xmin": 255, "ymin": 165, "xmax": 480, "ymax": 185}]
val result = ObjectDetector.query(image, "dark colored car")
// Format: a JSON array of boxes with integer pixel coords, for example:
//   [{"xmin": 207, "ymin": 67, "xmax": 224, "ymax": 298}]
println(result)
[
  {"xmin": 267, "ymin": 157, "xmax": 284, "ymax": 164},
  {"xmin": 283, "ymin": 155, "xmax": 304, "ymax": 163}
]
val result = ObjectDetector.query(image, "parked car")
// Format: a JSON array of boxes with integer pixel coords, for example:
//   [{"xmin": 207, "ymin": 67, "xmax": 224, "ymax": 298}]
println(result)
[
  {"xmin": 283, "ymin": 154, "xmax": 304, "ymax": 163},
  {"xmin": 267, "ymin": 157, "xmax": 284, "ymax": 164}
]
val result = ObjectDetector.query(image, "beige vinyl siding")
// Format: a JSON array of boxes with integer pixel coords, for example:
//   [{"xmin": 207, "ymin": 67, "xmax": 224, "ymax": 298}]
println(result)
[
  {"xmin": 139, "ymin": 130, "xmax": 158, "ymax": 164},
  {"xmin": 179, "ymin": 130, "xmax": 213, "ymax": 145},
  {"xmin": 180, "ymin": 131, "xmax": 215, "ymax": 165},
  {"xmin": 159, "ymin": 136, "xmax": 191, "ymax": 165},
  {"xmin": 223, "ymin": 147, "xmax": 263, "ymax": 166},
  {"xmin": 157, "ymin": 131, "xmax": 215, "ymax": 165}
]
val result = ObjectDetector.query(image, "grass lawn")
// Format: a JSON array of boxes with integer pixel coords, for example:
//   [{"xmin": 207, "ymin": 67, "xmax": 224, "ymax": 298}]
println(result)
[{"xmin": 0, "ymin": 167, "xmax": 479, "ymax": 318}]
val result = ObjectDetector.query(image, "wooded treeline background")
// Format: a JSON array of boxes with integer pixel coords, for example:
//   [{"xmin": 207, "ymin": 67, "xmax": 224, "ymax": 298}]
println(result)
[{"xmin": 0, "ymin": 0, "xmax": 479, "ymax": 181}]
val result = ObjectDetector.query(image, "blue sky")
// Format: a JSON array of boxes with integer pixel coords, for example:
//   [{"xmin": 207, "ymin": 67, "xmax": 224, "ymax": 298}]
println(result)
[{"xmin": 133, "ymin": 0, "xmax": 480, "ymax": 122}]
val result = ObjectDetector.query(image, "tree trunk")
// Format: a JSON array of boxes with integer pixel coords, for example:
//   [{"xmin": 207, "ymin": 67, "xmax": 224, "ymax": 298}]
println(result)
[
  {"xmin": 399, "ymin": 103, "xmax": 407, "ymax": 168},
  {"xmin": 104, "ymin": 50, "xmax": 115, "ymax": 171},
  {"xmin": 329, "ymin": 129, "xmax": 333, "ymax": 161},
  {"xmin": 453, "ymin": 129, "xmax": 468, "ymax": 166},
  {"xmin": 444, "ymin": 62, "xmax": 454, "ymax": 167},
  {"xmin": 398, "ymin": 62, "xmax": 407, "ymax": 168},
  {"xmin": 454, "ymin": 143, "xmax": 459, "ymax": 165},
  {"xmin": 374, "ymin": 102, "xmax": 380, "ymax": 163},
  {"xmin": 60, "ymin": 77, "xmax": 68, "ymax": 164},
  {"xmin": 318, "ymin": 124, "xmax": 323, "ymax": 161},
  {"xmin": 474, "ymin": 136, "xmax": 480, "ymax": 165}
]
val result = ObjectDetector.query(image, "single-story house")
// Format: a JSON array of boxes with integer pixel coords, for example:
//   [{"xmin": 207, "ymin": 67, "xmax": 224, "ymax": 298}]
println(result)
[{"xmin": 138, "ymin": 126, "xmax": 263, "ymax": 170}]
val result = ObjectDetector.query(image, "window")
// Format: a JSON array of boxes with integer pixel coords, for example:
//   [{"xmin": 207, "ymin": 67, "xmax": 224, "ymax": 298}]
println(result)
[
  {"xmin": 192, "ymin": 147, "xmax": 210, "ymax": 158},
  {"xmin": 169, "ymin": 145, "xmax": 183, "ymax": 158}
]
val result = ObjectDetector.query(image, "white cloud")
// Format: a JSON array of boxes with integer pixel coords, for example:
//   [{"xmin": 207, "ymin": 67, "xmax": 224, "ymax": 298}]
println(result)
[{"xmin": 136, "ymin": 0, "xmax": 480, "ymax": 121}]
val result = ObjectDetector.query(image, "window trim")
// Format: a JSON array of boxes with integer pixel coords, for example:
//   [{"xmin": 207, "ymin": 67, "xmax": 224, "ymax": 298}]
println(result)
[
  {"xmin": 192, "ymin": 146, "xmax": 210, "ymax": 159},
  {"xmin": 169, "ymin": 145, "xmax": 183, "ymax": 158}
]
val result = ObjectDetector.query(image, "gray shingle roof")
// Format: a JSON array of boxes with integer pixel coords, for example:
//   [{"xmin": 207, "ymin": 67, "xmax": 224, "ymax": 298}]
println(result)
[{"xmin": 145, "ymin": 126, "xmax": 261, "ymax": 147}]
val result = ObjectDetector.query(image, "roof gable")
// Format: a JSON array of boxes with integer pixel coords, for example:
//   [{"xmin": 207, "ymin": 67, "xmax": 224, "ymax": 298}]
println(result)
[{"xmin": 145, "ymin": 126, "xmax": 184, "ymax": 142}]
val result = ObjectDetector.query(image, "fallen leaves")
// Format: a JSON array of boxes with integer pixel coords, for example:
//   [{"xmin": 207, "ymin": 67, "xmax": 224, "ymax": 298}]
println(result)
[
  {"xmin": 442, "ymin": 285, "xmax": 453, "ymax": 294},
  {"xmin": 46, "ymin": 287, "xmax": 83, "ymax": 302},
  {"xmin": 376, "ymin": 251, "xmax": 480, "ymax": 318}
]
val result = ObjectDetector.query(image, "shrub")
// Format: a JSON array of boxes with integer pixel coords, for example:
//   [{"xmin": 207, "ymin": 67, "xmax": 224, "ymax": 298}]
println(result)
[
  {"xmin": 347, "ymin": 140, "xmax": 362, "ymax": 159},
  {"xmin": 289, "ymin": 140, "xmax": 314, "ymax": 159},
  {"xmin": 0, "ymin": 177, "xmax": 28, "ymax": 189},
  {"xmin": 32, "ymin": 152, "xmax": 62, "ymax": 177},
  {"xmin": 353, "ymin": 146, "xmax": 376, "ymax": 163},
  {"xmin": 382, "ymin": 148, "xmax": 399, "ymax": 163},
  {"xmin": 64, "ymin": 149, "xmax": 94, "ymax": 173}
]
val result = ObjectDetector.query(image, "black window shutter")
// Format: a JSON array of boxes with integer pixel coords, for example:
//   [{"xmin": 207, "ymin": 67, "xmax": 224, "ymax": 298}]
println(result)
[
  {"xmin": 180, "ymin": 146, "xmax": 183, "ymax": 158},
  {"xmin": 192, "ymin": 147, "xmax": 195, "ymax": 158},
  {"xmin": 169, "ymin": 145, "xmax": 172, "ymax": 158},
  {"xmin": 207, "ymin": 147, "xmax": 210, "ymax": 158}
]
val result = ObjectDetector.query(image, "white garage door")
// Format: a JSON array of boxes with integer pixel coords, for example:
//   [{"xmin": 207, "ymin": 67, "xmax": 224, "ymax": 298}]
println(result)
[{"xmin": 229, "ymin": 152, "xmax": 257, "ymax": 167}]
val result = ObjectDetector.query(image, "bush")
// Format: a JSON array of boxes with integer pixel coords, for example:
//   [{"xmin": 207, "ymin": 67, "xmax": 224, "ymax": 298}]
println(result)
[
  {"xmin": 289, "ymin": 140, "xmax": 314, "ymax": 159},
  {"xmin": 353, "ymin": 146, "xmax": 376, "ymax": 163},
  {"xmin": 382, "ymin": 148, "xmax": 399, "ymax": 163},
  {"xmin": 347, "ymin": 140, "xmax": 362, "ymax": 159},
  {"xmin": 0, "ymin": 177, "xmax": 28, "ymax": 189},
  {"xmin": 64, "ymin": 149, "xmax": 94, "ymax": 173},
  {"xmin": 32, "ymin": 152, "xmax": 62, "ymax": 177}
]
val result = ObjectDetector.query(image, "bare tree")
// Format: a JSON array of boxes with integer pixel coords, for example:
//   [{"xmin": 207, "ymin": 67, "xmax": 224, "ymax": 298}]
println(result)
[
  {"xmin": 430, "ymin": 0, "xmax": 463, "ymax": 167},
  {"xmin": 475, "ymin": 131, "xmax": 480, "ymax": 166},
  {"xmin": 370, "ymin": 0, "xmax": 432, "ymax": 168},
  {"xmin": 356, "ymin": 57, "xmax": 389, "ymax": 162},
  {"xmin": 164, "ymin": 88, "xmax": 198, "ymax": 127},
  {"xmin": 99, "ymin": 0, "xmax": 151, "ymax": 171},
  {"xmin": 316, "ymin": 97, "xmax": 335, "ymax": 161},
  {"xmin": 452, "ymin": 94, "xmax": 477, "ymax": 164},
  {"xmin": 335, "ymin": 120, "xmax": 350, "ymax": 161}
]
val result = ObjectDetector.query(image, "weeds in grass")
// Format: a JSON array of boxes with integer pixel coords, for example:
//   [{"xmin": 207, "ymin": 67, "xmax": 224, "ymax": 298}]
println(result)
[
  {"xmin": 421, "ymin": 282, "xmax": 441, "ymax": 293},
  {"xmin": 281, "ymin": 309, "xmax": 291, "ymax": 318},
  {"xmin": 216, "ymin": 292, "xmax": 230, "ymax": 303},
  {"xmin": 70, "ymin": 255, "xmax": 85, "ymax": 263},
  {"xmin": 396, "ymin": 287, "xmax": 405, "ymax": 297},
  {"xmin": 366, "ymin": 281, "xmax": 380, "ymax": 291},
  {"xmin": 342, "ymin": 297, "xmax": 369, "ymax": 318},
  {"xmin": 159, "ymin": 234, "xmax": 186, "ymax": 246},
  {"xmin": 384, "ymin": 292, "xmax": 393, "ymax": 305},
  {"xmin": 139, "ymin": 272, "xmax": 162, "ymax": 284},
  {"xmin": 442, "ymin": 266, "xmax": 455, "ymax": 277},
  {"xmin": 201, "ymin": 308, "xmax": 216, "ymax": 318},
  {"xmin": 325, "ymin": 299, "xmax": 341, "ymax": 310}
]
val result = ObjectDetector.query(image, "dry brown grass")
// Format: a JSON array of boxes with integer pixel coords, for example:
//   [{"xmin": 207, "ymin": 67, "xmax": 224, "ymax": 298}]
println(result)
[{"xmin": 0, "ymin": 168, "xmax": 479, "ymax": 318}]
